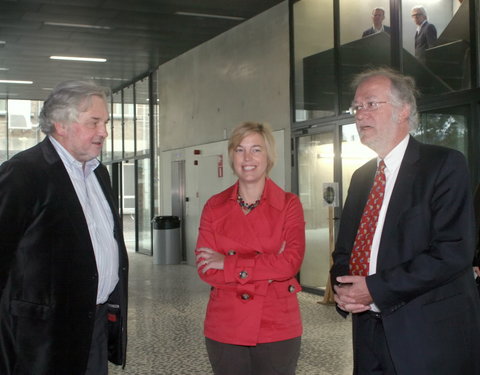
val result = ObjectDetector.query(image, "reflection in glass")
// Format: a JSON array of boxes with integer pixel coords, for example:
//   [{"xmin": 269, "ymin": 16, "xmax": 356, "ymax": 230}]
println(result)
[
  {"xmin": 298, "ymin": 132, "xmax": 334, "ymax": 290},
  {"xmin": 112, "ymin": 92, "xmax": 123, "ymax": 160},
  {"xmin": 339, "ymin": 0, "xmax": 391, "ymax": 112},
  {"xmin": 124, "ymin": 85, "xmax": 135, "ymax": 158},
  {"xmin": 413, "ymin": 106, "xmax": 468, "ymax": 155},
  {"xmin": 293, "ymin": 0, "xmax": 334, "ymax": 121},
  {"xmin": 402, "ymin": 0, "xmax": 471, "ymax": 95},
  {"xmin": 341, "ymin": 124, "xmax": 376, "ymax": 205},
  {"xmin": 137, "ymin": 158, "xmax": 151, "ymax": 255},
  {"xmin": 7, "ymin": 100, "xmax": 42, "ymax": 158},
  {"xmin": 135, "ymin": 79, "xmax": 150, "ymax": 155}
]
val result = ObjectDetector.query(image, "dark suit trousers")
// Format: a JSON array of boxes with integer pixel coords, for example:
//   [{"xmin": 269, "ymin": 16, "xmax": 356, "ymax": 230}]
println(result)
[
  {"xmin": 353, "ymin": 312, "xmax": 397, "ymax": 375},
  {"xmin": 85, "ymin": 303, "xmax": 109, "ymax": 375}
]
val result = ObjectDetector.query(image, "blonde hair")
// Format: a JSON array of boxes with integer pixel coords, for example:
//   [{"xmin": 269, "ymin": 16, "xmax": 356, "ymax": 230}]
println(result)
[{"xmin": 228, "ymin": 122, "xmax": 276, "ymax": 175}]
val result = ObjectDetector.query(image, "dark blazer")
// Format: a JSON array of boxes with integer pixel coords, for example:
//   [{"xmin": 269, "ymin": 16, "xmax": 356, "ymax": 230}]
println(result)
[
  {"xmin": 0, "ymin": 137, "xmax": 128, "ymax": 375},
  {"xmin": 331, "ymin": 137, "xmax": 480, "ymax": 375},
  {"xmin": 362, "ymin": 25, "xmax": 391, "ymax": 38},
  {"xmin": 415, "ymin": 21, "xmax": 437, "ymax": 61}
]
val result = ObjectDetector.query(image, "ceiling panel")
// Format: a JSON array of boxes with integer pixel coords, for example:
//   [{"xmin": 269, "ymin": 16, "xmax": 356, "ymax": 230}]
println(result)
[{"xmin": 0, "ymin": 0, "xmax": 285, "ymax": 100}]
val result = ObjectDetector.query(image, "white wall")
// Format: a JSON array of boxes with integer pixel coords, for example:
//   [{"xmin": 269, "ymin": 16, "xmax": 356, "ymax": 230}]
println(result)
[
  {"xmin": 157, "ymin": 2, "xmax": 290, "ymax": 150},
  {"xmin": 156, "ymin": 2, "xmax": 291, "ymax": 264}
]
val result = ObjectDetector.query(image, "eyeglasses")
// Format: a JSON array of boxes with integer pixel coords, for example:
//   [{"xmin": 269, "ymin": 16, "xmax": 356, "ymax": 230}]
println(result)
[
  {"xmin": 348, "ymin": 101, "xmax": 389, "ymax": 115},
  {"xmin": 411, "ymin": 13, "xmax": 423, "ymax": 18}
]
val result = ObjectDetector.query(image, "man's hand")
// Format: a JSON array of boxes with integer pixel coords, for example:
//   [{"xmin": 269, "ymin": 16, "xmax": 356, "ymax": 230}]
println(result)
[{"xmin": 333, "ymin": 275, "xmax": 373, "ymax": 314}]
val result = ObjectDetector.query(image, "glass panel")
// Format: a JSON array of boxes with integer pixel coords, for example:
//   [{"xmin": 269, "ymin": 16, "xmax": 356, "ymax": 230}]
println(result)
[
  {"xmin": 137, "ymin": 158, "xmax": 151, "ymax": 255},
  {"xmin": 0, "ymin": 100, "xmax": 6, "ymax": 163},
  {"xmin": 298, "ymin": 131, "xmax": 334, "ymax": 291},
  {"xmin": 102, "ymin": 99, "xmax": 113, "ymax": 162},
  {"xmin": 112, "ymin": 92, "xmax": 123, "ymax": 161},
  {"xmin": 412, "ymin": 105, "xmax": 468, "ymax": 155},
  {"xmin": 403, "ymin": 0, "xmax": 471, "ymax": 95},
  {"xmin": 123, "ymin": 161, "xmax": 135, "ymax": 252},
  {"xmin": 7, "ymin": 100, "xmax": 42, "ymax": 158},
  {"xmin": 341, "ymin": 124, "xmax": 376, "ymax": 205},
  {"xmin": 124, "ymin": 85, "xmax": 135, "ymax": 158},
  {"xmin": 135, "ymin": 78, "xmax": 150, "ymax": 156},
  {"xmin": 339, "ymin": 1, "xmax": 391, "ymax": 112},
  {"xmin": 293, "ymin": 0, "xmax": 335, "ymax": 121},
  {"xmin": 151, "ymin": 72, "xmax": 160, "ymax": 213}
]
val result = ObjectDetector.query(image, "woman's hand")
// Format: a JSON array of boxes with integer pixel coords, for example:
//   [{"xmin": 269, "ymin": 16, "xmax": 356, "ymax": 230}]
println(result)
[{"xmin": 196, "ymin": 247, "xmax": 225, "ymax": 273}]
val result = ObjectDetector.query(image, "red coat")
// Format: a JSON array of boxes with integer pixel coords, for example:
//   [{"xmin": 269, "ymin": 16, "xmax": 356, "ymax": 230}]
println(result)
[{"xmin": 196, "ymin": 178, "xmax": 305, "ymax": 345}]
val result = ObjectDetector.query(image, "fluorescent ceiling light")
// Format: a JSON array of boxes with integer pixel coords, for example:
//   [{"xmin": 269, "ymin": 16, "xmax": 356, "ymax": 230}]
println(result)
[
  {"xmin": 50, "ymin": 56, "xmax": 107, "ymax": 62},
  {"xmin": 90, "ymin": 76, "xmax": 128, "ymax": 81},
  {"xmin": 0, "ymin": 68, "xmax": 9, "ymax": 71},
  {"xmin": 44, "ymin": 22, "xmax": 111, "ymax": 30},
  {"xmin": 0, "ymin": 80, "xmax": 33, "ymax": 84},
  {"xmin": 175, "ymin": 11, "xmax": 244, "ymax": 21}
]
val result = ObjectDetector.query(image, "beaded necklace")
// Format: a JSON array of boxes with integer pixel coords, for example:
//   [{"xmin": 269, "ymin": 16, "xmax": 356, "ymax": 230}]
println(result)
[{"xmin": 237, "ymin": 194, "xmax": 260, "ymax": 213}]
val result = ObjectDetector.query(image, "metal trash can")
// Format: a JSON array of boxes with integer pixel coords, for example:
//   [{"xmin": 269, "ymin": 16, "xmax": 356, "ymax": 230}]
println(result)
[{"xmin": 152, "ymin": 216, "xmax": 181, "ymax": 265}]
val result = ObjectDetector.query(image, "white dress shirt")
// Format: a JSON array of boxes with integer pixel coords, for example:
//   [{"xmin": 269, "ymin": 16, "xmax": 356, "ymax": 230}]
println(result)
[
  {"xmin": 49, "ymin": 136, "xmax": 119, "ymax": 304},
  {"xmin": 369, "ymin": 135, "xmax": 410, "ymax": 311}
]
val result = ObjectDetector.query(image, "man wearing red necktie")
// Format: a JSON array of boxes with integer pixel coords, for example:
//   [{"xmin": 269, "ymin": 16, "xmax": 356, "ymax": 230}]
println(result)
[{"xmin": 330, "ymin": 68, "xmax": 480, "ymax": 375}]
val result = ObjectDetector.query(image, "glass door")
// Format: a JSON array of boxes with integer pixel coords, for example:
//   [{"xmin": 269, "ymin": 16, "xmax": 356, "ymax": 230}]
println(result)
[
  {"xmin": 296, "ymin": 123, "xmax": 376, "ymax": 293},
  {"xmin": 136, "ymin": 158, "xmax": 152, "ymax": 255},
  {"xmin": 297, "ymin": 128, "xmax": 336, "ymax": 292}
]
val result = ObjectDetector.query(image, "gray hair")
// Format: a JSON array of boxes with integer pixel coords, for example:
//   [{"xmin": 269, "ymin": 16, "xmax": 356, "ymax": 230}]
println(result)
[
  {"xmin": 39, "ymin": 80, "xmax": 110, "ymax": 135},
  {"xmin": 411, "ymin": 5, "xmax": 427, "ymax": 18},
  {"xmin": 351, "ymin": 67, "xmax": 419, "ymax": 130}
]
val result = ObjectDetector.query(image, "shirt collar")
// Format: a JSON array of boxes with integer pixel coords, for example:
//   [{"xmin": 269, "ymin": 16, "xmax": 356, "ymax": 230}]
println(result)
[
  {"xmin": 49, "ymin": 135, "xmax": 99, "ymax": 176},
  {"xmin": 229, "ymin": 178, "xmax": 285, "ymax": 211},
  {"xmin": 416, "ymin": 19, "xmax": 427, "ymax": 32},
  {"xmin": 379, "ymin": 134, "xmax": 410, "ymax": 173}
]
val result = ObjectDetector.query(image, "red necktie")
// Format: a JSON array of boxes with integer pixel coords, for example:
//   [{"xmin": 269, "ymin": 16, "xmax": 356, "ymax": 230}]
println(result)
[{"xmin": 349, "ymin": 160, "xmax": 386, "ymax": 276}]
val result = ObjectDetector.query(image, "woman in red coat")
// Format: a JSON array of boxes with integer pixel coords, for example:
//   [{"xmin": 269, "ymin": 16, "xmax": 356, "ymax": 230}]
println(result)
[{"xmin": 196, "ymin": 122, "xmax": 305, "ymax": 375}]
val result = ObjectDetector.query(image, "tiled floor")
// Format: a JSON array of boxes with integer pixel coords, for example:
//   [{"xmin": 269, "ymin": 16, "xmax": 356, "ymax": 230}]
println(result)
[{"xmin": 109, "ymin": 252, "xmax": 354, "ymax": 375}]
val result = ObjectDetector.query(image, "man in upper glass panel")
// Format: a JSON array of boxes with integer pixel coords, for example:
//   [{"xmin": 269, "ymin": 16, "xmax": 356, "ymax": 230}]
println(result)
[
  {"xmin": 411, "ymin": 5, "xmax": 437, "ymax": 62},
  {"xmin": 362, "ymin": 7, "xmax": 391, "ymax": 38}
]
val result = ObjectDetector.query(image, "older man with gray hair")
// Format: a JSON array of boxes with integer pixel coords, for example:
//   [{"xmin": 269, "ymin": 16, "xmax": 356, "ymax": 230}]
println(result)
[
  {"xmin": 331, "ymin": 67, "xmax": 480, "ymax": 375},
  {"xmin": 411, "ymin": 5, "xmax": 437, "ymax": 61},
  {"xmin": 0, "ymin": 81, "xmax": 128, "ymax": 375}
]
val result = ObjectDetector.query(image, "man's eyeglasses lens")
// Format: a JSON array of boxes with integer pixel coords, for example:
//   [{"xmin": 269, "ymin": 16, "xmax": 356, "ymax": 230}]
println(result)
[{"xmin": 348, "ymin": 101, "xmax": 388, "ymax": 115}]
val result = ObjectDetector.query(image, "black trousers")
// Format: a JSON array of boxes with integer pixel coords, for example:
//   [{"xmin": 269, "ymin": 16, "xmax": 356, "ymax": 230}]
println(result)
[
  {"xmin": 353, "ymin": 312, "xmax": 397, "ymax": 375},
  {"xmin": 85, "ymin": 303, "xmax": 109, "ymax": 375},
  {"xmin": 205, "ymin": 337, "xmax": 301, "ymax": 375}
]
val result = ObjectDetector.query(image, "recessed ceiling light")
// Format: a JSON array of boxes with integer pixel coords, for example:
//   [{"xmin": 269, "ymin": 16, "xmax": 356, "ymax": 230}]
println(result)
[
  {"xmin": 44, "ymin": 22, "xmax": 111, "ymax": 30},
  {"xmin": 0, "ymin": 67, "xmax": 9, "ymax": 71},
  {"xmin": 50, "ymin": 56, "xmax": 107, "ymax": 63},
  {"xmin": 0, "ymin": 80, "xmax": 33, "ymax": 84},
  {"xmin": 175, "ymin": 11, "xmax": 244, "ymax": 21}
]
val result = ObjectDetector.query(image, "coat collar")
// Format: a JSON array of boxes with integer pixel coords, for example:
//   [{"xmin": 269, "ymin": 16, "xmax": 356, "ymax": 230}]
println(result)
[{"xmin": 228, "ymin": 178, "xmax": 286, "ymax": 211}]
